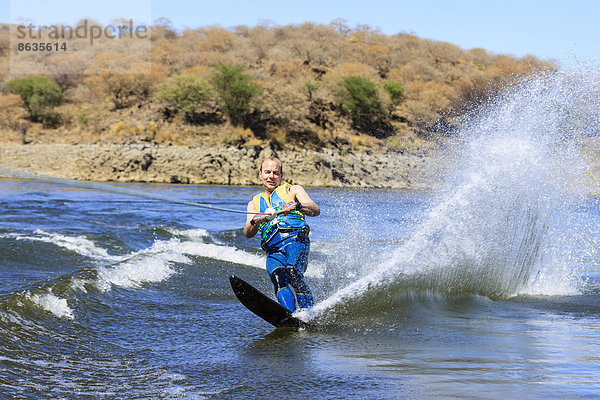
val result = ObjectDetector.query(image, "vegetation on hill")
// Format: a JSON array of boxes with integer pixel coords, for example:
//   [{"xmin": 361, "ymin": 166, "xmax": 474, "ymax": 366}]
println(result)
[{"xmin": 0, "ymin": 19, "xmax": 554, "ymax": 152}]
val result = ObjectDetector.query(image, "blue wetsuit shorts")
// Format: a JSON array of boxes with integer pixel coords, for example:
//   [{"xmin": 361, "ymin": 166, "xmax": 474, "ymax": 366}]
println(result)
[{"xmin": 264, "ymin": 228, "xmax": 310, "ymax": 275}]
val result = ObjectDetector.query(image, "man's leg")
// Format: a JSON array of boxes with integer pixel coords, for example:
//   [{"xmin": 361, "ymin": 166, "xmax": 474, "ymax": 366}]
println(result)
[
  {"xmin": 287, "ymin": 268, "xmax": 314, "ymax": 309},
  {"xmin": 267, "ymin": 253, "xmax": 296, "ymax": 312},
  {"xmin": 284, "ymin": 232, "xmax": 314, "ymax": 309}
]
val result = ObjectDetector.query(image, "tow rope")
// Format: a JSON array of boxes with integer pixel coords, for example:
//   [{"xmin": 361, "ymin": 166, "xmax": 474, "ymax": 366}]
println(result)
[{"xmin": 0, "ymin": 165, "xmax": 255, "ymax": 215}]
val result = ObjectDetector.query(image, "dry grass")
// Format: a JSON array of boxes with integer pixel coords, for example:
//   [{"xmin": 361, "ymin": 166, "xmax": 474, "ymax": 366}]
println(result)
[{"xmin": 0, "ymin": 21, "xmax": 555, "ymax": 154}]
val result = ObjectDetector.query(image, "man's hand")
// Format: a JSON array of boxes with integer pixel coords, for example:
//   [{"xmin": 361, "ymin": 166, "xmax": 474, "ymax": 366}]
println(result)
[
  {"xmin": 264, "ymin": 207, "xmax": 277, "ymax": 220},
  {"xmin": 250, "ymin": 207, "xmax": 277, "ymax": 225},
  {"xmin": 281, "ymin": 201, "xmax": 302, "ymax": 215},
  {"xmin": 250, "ymin": 214, "xmax": 263, "ymax": 226}
]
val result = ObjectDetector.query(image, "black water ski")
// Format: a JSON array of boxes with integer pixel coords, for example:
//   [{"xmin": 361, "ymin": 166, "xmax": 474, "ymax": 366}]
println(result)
[{"xmin": 229, "ymin": 275, "xmax": 308, "ymax": 328}]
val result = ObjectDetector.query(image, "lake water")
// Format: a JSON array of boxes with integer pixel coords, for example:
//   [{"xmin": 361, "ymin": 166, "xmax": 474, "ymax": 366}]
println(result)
[
  {"xmin": 2, "ymin": 68, "xmax": 600, "ymax": 399},
  {"xmin": 0, "ymin": 176, "xmax": 599, "ymax": 399}
]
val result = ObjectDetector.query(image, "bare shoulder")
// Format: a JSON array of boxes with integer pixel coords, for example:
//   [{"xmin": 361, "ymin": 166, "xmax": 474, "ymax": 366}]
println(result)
[{"xmin": 289, "ymin": 184, "xmax": 307, "ymax": 195}]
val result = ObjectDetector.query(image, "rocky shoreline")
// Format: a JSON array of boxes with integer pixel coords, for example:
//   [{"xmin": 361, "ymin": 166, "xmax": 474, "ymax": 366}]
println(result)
[{"xmin": 0, "ymin": 143, "xmax": 445, "ymax": 190}]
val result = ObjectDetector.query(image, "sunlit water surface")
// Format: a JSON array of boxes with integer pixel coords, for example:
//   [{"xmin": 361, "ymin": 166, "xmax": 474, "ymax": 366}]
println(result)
[{"xmin": 2, "ymin": 68, "xmax": 600, "ymax": 399}]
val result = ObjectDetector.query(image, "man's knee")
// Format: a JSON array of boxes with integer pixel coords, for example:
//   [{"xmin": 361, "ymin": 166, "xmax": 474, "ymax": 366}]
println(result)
[
  {"xmin": 287, "ymin": 268, "xmax": 309, "ymax": 293},
  {"xmin": 270, "ymin": 267, "xmax": 287, "ymax": 291}
]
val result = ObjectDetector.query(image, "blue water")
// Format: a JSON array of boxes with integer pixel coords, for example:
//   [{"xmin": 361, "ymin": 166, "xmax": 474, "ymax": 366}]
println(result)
[
  {"xmin": 0, "ymin": 180, "xmax": 599, "ymax": 399},
  {"xmin": 3, "ymin": 69, "xmax": 600, "ymax": 399}
]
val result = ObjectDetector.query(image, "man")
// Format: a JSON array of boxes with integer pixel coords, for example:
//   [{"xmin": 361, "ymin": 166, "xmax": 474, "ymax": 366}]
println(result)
[{"xmin": 244, "ymin": 157, "xmax": 320, "ymax": 312}]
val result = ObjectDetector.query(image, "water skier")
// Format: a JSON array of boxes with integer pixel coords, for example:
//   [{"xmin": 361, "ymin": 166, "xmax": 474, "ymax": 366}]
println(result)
[{"xmin": 243, "ymin": 157, "xmax": 320, "ymax": 312}]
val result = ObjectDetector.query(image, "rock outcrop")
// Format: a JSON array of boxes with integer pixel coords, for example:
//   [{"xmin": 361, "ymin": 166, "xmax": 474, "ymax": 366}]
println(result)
[{"xmin": 0, "ymin": 143, "xmax": 445, "ymax": 190}]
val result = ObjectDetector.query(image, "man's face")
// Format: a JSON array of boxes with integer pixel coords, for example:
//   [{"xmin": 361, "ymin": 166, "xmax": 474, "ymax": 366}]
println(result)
[{"xmin": 259, "ymin": 160, "xmax": 282, "ymax": 192}]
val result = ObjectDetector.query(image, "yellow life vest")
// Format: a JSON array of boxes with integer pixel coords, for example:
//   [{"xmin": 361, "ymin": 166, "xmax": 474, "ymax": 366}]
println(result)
[
  {"xmin": 252, "ymin": 183, "xmax": 307, "ymax": 242},
  {"xmin": 253, "ymin": 183, "xmax": 294, "ymax": 212}
]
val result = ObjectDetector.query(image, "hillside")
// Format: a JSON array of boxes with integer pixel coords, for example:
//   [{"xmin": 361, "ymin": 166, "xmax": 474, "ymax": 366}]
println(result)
[{"xmin": 0, "ymin": 20, "xmax": 554, "ymax": 154}]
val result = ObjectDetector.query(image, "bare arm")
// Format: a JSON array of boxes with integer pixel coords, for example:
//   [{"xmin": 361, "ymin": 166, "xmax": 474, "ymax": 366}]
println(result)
[
  {"xmin": 289, "ymin": 185, "xmax": 320, "ymax": 217},
  {"xmin": 243, "ymin": 200, "xmax": 260, "ymax": 238}
]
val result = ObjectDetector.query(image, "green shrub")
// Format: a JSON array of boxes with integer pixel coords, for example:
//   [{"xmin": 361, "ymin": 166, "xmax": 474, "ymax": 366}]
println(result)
[
  {"xmin": 157, "ymin": 73, "xmax": 214, "ymax": 117},
  {"xmin": 383, "ymin": 80, "xmax": 404, "ymax": 106},
  {"xmin": 301, "ymin": 79, "xmax": 319, "ymax": 101},
  {"xmin": 211, "ymin": 64, "xmax": 261, "ymax": 125},
  {"xmin": 5, "ymin": 76, "xmax": 63, "ymax": 125},
  {"xmin": 337, "ymin": 75, "xmax": 382, "ymax": 122}
]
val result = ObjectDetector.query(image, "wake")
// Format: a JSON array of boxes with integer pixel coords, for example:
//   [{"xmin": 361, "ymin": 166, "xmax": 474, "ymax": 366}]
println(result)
[{"xmin": 299, "ymin": 67, "xmax": 600, "ymax": 322}]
